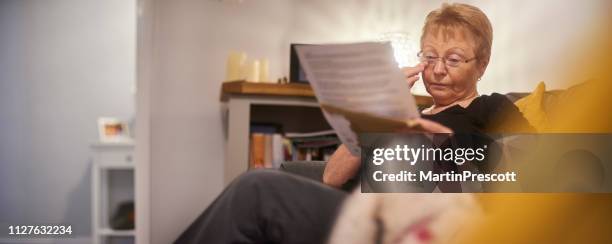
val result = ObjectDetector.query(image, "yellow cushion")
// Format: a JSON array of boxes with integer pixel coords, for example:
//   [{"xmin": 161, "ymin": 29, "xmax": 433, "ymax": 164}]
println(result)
[{"xmin": 514, "ymin": 82, "xmax": 548, "ymax": 132}]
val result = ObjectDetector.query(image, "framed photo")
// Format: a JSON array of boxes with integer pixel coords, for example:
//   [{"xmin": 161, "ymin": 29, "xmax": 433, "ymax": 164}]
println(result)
[{"xmin": 97, "ymin": 117, "xmax": 132, "ymax": 143}]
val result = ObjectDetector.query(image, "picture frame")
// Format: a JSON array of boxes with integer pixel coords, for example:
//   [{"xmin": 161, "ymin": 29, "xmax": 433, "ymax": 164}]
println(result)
[{"xmin": 97, "ymin": 117, "xmax": 132, "ymax": 143}]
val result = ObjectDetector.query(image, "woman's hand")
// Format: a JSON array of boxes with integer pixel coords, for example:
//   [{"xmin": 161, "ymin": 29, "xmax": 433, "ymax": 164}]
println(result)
[
  {"xmin": 404, "ymin": 117, "xmax": 453, "ymax": 134},
  {"xmin": 400, "ymin": 118, "xmax": 454, "ymax": 147},
  {"xmin": 323, "ymin": 144, "xmax": 360, "ymax": 188},
  {"xmin": 323, "ymin": 119, "xmax": 452, "ymax": 188},
  {"xmin": 401, "ymin": 62, "xmax": 427, "ymax": 89}
]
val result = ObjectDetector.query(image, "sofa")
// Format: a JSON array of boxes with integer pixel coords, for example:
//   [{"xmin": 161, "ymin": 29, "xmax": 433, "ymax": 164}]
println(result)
[{"xmin": 278, "ymin": 86, "xmax": 568, "ymax": 190}]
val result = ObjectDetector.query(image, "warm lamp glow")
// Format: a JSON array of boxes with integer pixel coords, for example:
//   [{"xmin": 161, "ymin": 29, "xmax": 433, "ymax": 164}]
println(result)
[{"xmin": 377, "ymin": 32, "xmax": 419, "ymax": 68}]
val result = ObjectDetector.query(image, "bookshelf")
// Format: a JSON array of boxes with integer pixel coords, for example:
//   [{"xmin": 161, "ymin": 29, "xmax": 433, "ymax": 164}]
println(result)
[{"xmin": 220, "ymin": 81, "xmax": 433, "ymax": 185}]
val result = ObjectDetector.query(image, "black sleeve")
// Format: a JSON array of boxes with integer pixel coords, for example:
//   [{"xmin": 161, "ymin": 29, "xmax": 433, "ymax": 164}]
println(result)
[{"xmin": 483, "ymin": 93, "xmax": 535, "ymax": 133}]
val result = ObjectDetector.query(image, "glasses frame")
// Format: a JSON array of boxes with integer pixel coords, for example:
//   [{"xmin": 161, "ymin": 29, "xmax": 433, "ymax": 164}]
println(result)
[{"xmin": 417, "ymin": 51, "xmax": 478, "ymax": 68}]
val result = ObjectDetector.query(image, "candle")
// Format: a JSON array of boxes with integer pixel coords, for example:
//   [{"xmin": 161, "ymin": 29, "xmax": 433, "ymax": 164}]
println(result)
[
  {"xmin": 226, "ymin": 51, "xmax": 246, "ymax": 81},
  {"xmin": 246, "ymin": 60, "xmax": 260, "ymax": 82},
  {"xmin": 259, "ymin": 58, "xmax": 269, "ymax": 83}
]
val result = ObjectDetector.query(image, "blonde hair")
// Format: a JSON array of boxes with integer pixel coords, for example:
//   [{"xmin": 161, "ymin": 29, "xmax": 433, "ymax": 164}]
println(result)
[{"xmin": 421, "ymin": 3, "xmax": 493, "ymax": 65}]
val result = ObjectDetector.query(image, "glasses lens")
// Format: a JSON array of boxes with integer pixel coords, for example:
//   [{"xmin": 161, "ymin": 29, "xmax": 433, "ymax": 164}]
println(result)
[
  {"xmin": 445, "ymin": 59, "xmax": 460, "ymax": 67},
  {"xmin": 422, "ymin": 54, "xmax": 437, "ymax": 65}
]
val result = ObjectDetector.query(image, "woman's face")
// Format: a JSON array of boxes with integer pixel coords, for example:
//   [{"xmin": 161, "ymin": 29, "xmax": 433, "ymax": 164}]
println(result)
[{"xmin": 421, "ymin": 28, "xmax": 485, "ymax": 106}]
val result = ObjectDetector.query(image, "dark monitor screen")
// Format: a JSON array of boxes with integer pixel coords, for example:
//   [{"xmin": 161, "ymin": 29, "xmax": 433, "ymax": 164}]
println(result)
[{"xmin": 290, "ymin": 44, "xmax": 309, "ymax": 83}]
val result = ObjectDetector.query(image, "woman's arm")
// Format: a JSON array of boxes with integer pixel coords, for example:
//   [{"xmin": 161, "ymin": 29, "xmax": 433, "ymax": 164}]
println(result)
[
  {"xmin": 322, "ymin": 118, "xmax": 452, "ymax": 188},
  {"xmin": 323, "ymin": 144, "xmax": 361, "ymax": 188}
]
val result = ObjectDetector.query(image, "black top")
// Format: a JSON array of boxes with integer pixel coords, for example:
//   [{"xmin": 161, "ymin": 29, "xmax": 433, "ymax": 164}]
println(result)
[
  {"xmin": 419, "ymin": 93, "xmax": 533, "ymax": 190},
  {"xmin": 421, "ymin": 93, "xmax": 534, "ymax": 133}
]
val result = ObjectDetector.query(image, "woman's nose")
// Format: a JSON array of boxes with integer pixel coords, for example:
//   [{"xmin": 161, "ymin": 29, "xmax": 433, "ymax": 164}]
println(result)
[{"xmin": 433, "ymin": 59, "xmax": 447, "ymax": 75}]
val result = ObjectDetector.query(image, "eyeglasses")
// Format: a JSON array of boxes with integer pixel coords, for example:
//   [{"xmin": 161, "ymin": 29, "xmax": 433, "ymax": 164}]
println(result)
[{"xmin": 417, "ymin": 51, "xmax": 477, "ymax": 68}]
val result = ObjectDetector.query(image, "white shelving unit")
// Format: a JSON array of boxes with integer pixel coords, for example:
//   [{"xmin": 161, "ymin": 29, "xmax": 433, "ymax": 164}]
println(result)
[
  {"xmin": 91, "ymin": 142, "xmax": 135, "ymax": 244},
  {"xmin": 223, "ymin": 94, "xmax": 322, "ymax": 185}
]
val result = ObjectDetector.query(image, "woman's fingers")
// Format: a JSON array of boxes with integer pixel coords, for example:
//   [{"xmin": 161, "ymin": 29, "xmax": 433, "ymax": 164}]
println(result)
[
  {"xmin": 406, "ymin": 118, "xmax": 453, "ymax": 134},
  {"xmin": 401, "ymin": 63, "xmax": 426, "ymax": 76},
  {"xmin": 401, "ymin": 62, "xmax": 426, "ymax": 88},
  {"xmin": 406, "ymin": 75, "xmax": 419, "ymax": 88}
]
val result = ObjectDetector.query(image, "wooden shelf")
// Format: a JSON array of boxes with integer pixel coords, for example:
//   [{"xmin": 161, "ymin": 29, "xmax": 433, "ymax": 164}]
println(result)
[
  {"xmin": 413, "ymin": 95, "xmax": 434, "ymax": 109},
  {"xmin": 220, "ymin": 81, "xmax": 314, "ymax": 101},
  {"xmin": 220, "ymin": 80, "xmax": 434, "ymax": 108}
]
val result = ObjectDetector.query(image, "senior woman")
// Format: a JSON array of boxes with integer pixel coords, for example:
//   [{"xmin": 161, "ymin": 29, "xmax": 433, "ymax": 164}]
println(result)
[
  {"xmin": 324, "ymin": 3, "xmax": 531, "ymax": 188},
  {"xmin": 176, "ymin": 3, "xmax": 531, "ymax": 244}
]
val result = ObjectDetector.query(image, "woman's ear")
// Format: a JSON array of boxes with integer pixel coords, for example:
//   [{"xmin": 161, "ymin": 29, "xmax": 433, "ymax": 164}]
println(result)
[{"xmin": 477, "ymin": 59, "xmax": 489, "ymax": 79}]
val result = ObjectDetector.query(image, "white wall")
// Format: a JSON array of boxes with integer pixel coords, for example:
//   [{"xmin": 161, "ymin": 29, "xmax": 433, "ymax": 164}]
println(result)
[
  {"xmin": 0, "ymin": 0, "xmax": 135, "ymax": 240},
  {"xmin": 146, "ymin": 1, "xmax": 293, "ymax": 243},
  {"xmin": 284, "ymin": 0, "xmax": 610, "ymax": 94},
  {"xmin": 143, "ymin": 0, "xmax": 609, "ymax": 243}
]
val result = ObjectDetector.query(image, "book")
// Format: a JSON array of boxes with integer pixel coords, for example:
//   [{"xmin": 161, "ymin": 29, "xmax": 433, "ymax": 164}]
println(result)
[
  {"xmin": 263, "ymin": 134, "xmax": 273, "ymax": 168},
  {"xmin": 271, "ymin": 134, "xmax": 285, "ymax": 168},
  {"xmin": 249, "ymin": 127, "xmax": 340, "ymax": 166},
  {"xmin": 249, "ymin": 133, "xmax": 265, "ymax": 168}
]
